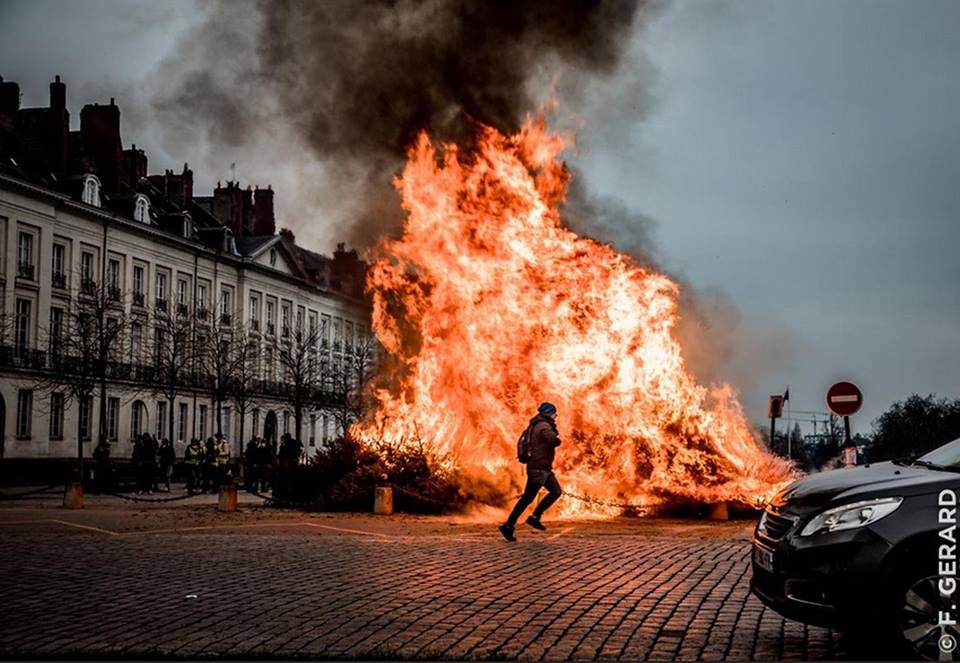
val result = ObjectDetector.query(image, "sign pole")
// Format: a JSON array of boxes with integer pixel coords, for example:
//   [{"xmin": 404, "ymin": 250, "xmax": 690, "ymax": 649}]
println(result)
[
  {"xmin": 843, "ymin": 415, "xmax": 851, "ymax": 447},
  {"xmin": 826, "ymin": 381, "xmax": 862, "ymax": 468}
]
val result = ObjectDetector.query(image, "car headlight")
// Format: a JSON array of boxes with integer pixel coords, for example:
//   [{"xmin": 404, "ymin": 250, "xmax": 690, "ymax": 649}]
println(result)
[{"xmin": 799, "ymin": 497, "xmax": 903, "ymax": 536}]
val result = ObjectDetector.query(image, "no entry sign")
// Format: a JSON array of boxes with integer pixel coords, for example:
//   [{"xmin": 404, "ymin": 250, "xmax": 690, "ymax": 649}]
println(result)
[{"xmin": 826, "ymin": 381, "xmax": 863, "ymax": 417}]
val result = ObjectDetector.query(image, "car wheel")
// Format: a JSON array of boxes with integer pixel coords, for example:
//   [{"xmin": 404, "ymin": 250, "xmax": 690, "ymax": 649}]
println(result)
[{"xmin": 898, "ymin": 574, "xmax": 960, "ymax": 661}]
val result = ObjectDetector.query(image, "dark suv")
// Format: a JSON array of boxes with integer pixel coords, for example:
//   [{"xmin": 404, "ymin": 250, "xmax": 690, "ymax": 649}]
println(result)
[{"xmin": 751, "ymin": 437, "xmax": 960, "ymax": 660}]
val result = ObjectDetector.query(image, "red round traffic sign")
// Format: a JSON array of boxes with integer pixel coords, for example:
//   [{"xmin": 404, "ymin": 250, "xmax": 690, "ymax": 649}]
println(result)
[{"xmin": 826, "ymin": 381, "xmax": 863, "ymax": 417}]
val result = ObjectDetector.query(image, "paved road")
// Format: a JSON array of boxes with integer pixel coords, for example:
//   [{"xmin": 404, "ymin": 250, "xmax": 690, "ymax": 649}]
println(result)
[{"xmin": 0, "ymin": 515, "xmax": 857, "ymax": 661}]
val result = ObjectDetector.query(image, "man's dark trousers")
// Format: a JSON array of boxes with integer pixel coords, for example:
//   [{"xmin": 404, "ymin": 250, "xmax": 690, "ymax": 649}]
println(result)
[{"xmin": 506, "ymin": 468, "xmax": 562, "ymax": 526}]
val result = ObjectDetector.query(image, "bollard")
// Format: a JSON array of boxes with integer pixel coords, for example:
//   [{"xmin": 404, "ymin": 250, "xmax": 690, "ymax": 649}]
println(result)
[
  {"xmin": 374, "ymin": 486, "xmax": 393, "ymax": 515},
  {"xmin": 708, "ymin": 501, "xmax": 730, "ymax": 521},
  {"xmin": 218, "ymin": 484, "xmax": 238, "ymax": 512},
  {"xmin": 63, "ymin": 481, "xmax": 84, "ymax": 509}
]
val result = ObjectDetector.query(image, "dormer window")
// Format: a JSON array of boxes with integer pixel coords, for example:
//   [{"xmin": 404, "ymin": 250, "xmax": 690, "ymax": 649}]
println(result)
[
  {"xmin": 270, "ymin": 249, "xmax": 277, "ymax": 266},
  {"xmin": 134, "ymin": 195, "xmax": 150, "ymax": 223},
  {"xmin": 182, "ymin": 218, "xmax": 192, "ymax": 238},
  {"xmin": 81, "ymin": 174, "xmax": 101, "ymax": 207}
]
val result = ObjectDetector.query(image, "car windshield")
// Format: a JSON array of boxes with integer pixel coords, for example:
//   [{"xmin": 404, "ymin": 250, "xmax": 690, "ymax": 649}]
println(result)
[{"xmin": 917, "ymin": 437, "xmax": 960, "ymax": 469}]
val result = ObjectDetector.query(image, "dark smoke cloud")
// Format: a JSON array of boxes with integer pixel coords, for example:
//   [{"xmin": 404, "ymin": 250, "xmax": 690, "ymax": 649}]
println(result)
[{"xmin": 149, "ymin": 0, "xmax": 650, "ymax": 247}]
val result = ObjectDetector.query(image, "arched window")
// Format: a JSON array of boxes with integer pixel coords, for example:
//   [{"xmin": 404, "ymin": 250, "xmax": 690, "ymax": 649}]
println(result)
[
  {"xmin": 134, "ymin": 195, "xmax": 150, "ymax": 223},
  {"xmin": 81, "ymin": 175, "xmax": 101, "ymax": 207}
]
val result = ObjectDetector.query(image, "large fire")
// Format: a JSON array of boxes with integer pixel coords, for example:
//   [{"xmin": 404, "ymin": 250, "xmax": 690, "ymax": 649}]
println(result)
[{"xmin": 354, "ymin": 115, "xmax": 794, "ymax": 515}]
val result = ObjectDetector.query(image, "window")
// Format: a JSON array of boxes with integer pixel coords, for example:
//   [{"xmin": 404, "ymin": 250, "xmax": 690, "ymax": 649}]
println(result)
[
  {"xmin": 296, "ymin": 309, "xmax": 303, "ymax": 334},
  {"xmin": 14, "ymin": 298, "xmax": 31, "ymax": 359},
  {"xmin": 220, "ymin": 288, "xmax": 233, "ymax": 323},
  {"xmin": 253, "ymin": 408, "xmax": 260, "ymax": 436},
  {"xmin": 108, "ymin": 259, "xmax": 120, "ymax": 288},
  {"xmin": 281, "ymin": 304, "xmax": 290, "ymax": 336},
  {"xmin": 198, "ymin": 405, "xmax": 207, "ymax": 440},
  {"xmin": 223, "ymin": 407, "xmax": 231, "ymax": 440},
  {"xmin": 131, "ymin": 400, "xmax": 146, "ymax": 438},
  {"xmin": 79, "ymin": 397, "xmax": 92, "ymax": 442},
  {"xmin": 283, "ymin": 411, "xmax": 290, "ymax": 435},
  {"xmin": 80, "ymin": 251, "xmax": 95, "ymax": 292},
  {"xmin": 17, "ymin": 232, "xmax": 33, "ymax": 279},
  {"xmin": 16, "ymin": 389, "xmax": 33, "ymax": 438},
  {"xmin": 156, "ymin": 402, "xmax": 167, "ymax": 439},
  {"xmin": 321, "ymin": 314, "xmax": 331, "ymax": 349},
  {"xmin": 156, "ymin": 272, "xmax": 167, "ymax": 301},
  {"xmin": 346, "ymin": 321, "xmax": 354, "ymax": 352},
  {"xmin": 333, "ymin": 318, "xmax": 343, "ymax": 351},
  {"xmin": 177, "ymin": 278, "xmax": 188, "ymax": 307},
  {"xmin": 269, "ymin": 248, "xmax": 277, "ymax": 266},
  {"xmin": 130, "ymin": 322, "xmax": 142, "ymax": 363},
  {"xmin": 108, "ymin": 259, "xmax": 120, "ymax": 298},
  {"xmin": 153, "ymin": 327, "xmax": 164, "ymax": 365},
  {"xmin": 178, "ymin": 403, "xmax": 188, "ymax": 441},
  {"xmin": 309, "ymin": 414, "xmax": 316, "ymax": 446},
  {"xmin": 197, "ymin": 284, "xmax": 207, "ymax": 312},
  {"xmin": 266, "ymin": 300, "xmax": 275, "ymax": 333},
  {"xmin": 249, "ymin": 295, "xmax": 259, "ymax": 321},
  {"xmin": 107, "ymin": 397, "xmax": 120, "ymax": 441},
  {"xmin": 50, "ymin": 393, "xmax": 64, "ymax": 440},
  {"xmin": 49, "ymin": 306, "xmax": 63, "ymax": 362},
  {"xmin": 322, "ymin": 415, "xmax": 329, "ymax": 444},
  {"xmin": 82, "ymin": 175, "xmax": 101, "ymax": 207},
  {"xmin": 133, "ymin": 265, "xmax": 145, "ymax": 305},
  {"xmin": 134, "ymin": 195, "xmax": 149, "ymax": 223},
  {"xmin": 51, "ymin": 243, "xmax": 65, "ymax": 286}
]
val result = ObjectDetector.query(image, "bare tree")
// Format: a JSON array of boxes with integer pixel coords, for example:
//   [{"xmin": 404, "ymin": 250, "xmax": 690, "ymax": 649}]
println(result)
[
  {"xmin": 326, "ymin": 332, "xmax": 377, "ymax": 437},
  {"xmin": 31, "ymin": 276, "xmax": 128, "ymax": 474},
  {"xmin": 151, "ymin": 304, "xmax": 195, "ymax": 443},
  {"xmin": 197, "ymin": 316, "xmax": 261, "ymax": 451},
  {"xmin": 271, "ymin": 320, "xmax": 325, "ymax": 443}
]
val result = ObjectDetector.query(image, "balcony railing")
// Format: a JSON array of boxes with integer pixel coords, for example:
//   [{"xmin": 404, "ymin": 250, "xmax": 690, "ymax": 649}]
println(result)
[
  {"xmin": 197, "ymin": 307, "xmax": 208, "ymax": 321},
  {"xmin": 51, "ymin": 271, "xmax": 67, "ymax": 289},
  {"xmin": 17, "ymin": 261, "xmax": 34, "ymax": 280},
  {"xmin": 250, "ymin": 319, "xmax": 260, "ymax": 332},
  {"xmin": 133, "ymin": 291, "xmax": 145, "ymax": 307},
  {"xmin": 177, "ymin": 303, "xmax": 189, "ymax": 316},
  {"xmin": 281, "ymin": 326, "xmax": 290, "ymax": 338},
  {"xmin": 266, "ymin": 322, "xmax": 275, "ymax": 335},
  {"xmin": 80, "ymin": 278, "xmax": 97, "ymax": 295},
  {"xmin": 220, "ymin": 313, "xmax": 232, "ymax": 326},
  {"xmin": 155, "ymin": 298, "xmax": 167, "ymax": 312},
  {"xmin": 108, "ymin": 285, "xmax": 122, "ymax": 301}
]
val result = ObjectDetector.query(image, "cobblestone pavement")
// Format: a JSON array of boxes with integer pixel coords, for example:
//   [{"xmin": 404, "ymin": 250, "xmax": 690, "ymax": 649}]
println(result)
[{"xmin": 0, "ymin": 513, "xmax": 874, "ymax": 662}]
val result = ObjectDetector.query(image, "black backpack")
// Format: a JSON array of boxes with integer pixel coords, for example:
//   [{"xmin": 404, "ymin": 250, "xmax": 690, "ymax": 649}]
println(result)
[{"xmin": 517, "ymin": 422, "xmax": 536, "ymax": 464}]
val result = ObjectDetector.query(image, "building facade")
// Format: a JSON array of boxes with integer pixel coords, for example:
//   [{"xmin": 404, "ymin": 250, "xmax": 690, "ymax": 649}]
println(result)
[{"xmin": 0, "ymin": 75, "xmax": 371, "ymax": 461}]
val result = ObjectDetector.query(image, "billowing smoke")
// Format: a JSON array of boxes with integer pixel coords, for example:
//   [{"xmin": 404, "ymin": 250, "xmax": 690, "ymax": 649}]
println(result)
[{"xmin": 147, "ymin": 0, "xmax": 652, "ymax": 248}]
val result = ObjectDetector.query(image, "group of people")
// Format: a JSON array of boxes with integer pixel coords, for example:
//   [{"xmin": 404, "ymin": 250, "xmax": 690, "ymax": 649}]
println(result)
[
  {"xmin": 243, "ymin": 433, "xmax": 303, "ymax": 493},
  {"xmin": 182, "ymin": 434, "xmax": 232, "ymax": 494},
  {"xmin": 130, "ymin": 433, "xmax": 185, "ymax": 494}
]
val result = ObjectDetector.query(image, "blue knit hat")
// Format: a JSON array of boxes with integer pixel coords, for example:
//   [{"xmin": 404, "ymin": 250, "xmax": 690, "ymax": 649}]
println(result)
[{"xmin": 538, "ymin": 402, "xmax": 557, "ymax": 416}]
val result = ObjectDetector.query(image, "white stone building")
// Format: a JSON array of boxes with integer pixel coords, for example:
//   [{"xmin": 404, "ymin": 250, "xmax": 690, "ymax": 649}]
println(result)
[{"xmin": 0, "ymin": 75, "xmax": 370, "ymax": 463}]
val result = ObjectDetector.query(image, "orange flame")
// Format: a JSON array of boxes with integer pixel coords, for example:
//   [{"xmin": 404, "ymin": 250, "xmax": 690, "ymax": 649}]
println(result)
[{"xmin": 355, "ymin": 115, "xmax": 794, "ymax": 515}]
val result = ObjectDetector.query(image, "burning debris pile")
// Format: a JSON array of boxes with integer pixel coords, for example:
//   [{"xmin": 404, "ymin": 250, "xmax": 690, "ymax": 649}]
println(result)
[{"xmin": 354, "ymin": 116, "xmax": 794, "ymax": 514}]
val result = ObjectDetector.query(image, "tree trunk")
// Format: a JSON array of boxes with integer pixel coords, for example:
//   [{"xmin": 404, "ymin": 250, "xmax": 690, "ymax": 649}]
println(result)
[
  {"xmin": 98, "ymin": 376, "xmax": 108, "ymax": 442},
  {"xmin": 76, "ymin": 403, "xmax": 84, "ymax": 480}
]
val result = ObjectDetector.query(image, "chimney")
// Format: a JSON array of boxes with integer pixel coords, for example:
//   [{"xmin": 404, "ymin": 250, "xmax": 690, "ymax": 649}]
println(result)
[
  {"xmin": 80, "ymin": 99, "xmax": 122, "ymax": 194},
  {"xmin": 120, "ymin": 143, "xmax": 147, "ymax": 188},
  {"xmin": 253, "ymin": 185, "xmax": 276, "ymax": 235},
  {"xmin": 0, "ymin": 75, "xmax": 20, "ymax": 116},
  {"xmin": 48, "ymin": 76, "xmax": 68, "ymax": 174},
  {"xmin": 214, "ymin": 181, "xmax": 253, "ymax": 236},
  {"xmin": 146, "ymin": 163, "xmax": 193, "ymax": 210}
]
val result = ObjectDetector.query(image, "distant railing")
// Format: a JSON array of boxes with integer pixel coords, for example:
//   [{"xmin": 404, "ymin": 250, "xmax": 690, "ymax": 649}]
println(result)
[{"xmin": 17, "ymin": 261, "xmax": 34, "ymax": 280}]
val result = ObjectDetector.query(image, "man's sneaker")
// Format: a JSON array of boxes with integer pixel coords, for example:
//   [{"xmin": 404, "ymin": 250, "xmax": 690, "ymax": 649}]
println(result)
[
  {"xmin": 498, "ymin": 524, "xmax": 517, "ymax": 542},
  {"xmin": 526, "ymin": 516, "xmax": 547, "ymax": 531}
]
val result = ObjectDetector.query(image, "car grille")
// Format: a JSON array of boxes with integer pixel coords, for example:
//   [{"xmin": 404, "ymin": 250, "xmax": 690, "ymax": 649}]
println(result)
[{"xmin": 758, "ymin": 508, "xmax": 797, "ymax": 541}]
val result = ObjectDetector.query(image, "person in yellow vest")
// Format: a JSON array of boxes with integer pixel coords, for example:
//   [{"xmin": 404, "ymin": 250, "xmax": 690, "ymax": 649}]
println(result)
[
  {"xmin": 215, "ymin": 433, "xmax": 230, "ymax": 488},
  {"xmin": 184, "ymin": 438, "xmax": 204, "ymax": 493}
]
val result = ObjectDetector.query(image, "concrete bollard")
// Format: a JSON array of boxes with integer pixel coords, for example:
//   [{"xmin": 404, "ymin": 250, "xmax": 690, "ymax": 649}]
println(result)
[
  {"xmin": 218, "ymin": 484, "xmax": 238, "ymax": 512},
  {"xmin": 63, "ymin": 481, "xmax": 84, "ymax": 509},
  {"xmin": 374, "ymin": 486, "xmax": 393, "ymax": 515},
  {"xmin": 708, "ymin": 501, "xmax": 730, "ymax": 521}
]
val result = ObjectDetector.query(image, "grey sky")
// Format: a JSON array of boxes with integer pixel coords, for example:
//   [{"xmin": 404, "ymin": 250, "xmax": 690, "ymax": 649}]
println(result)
[{"xmin": 1, "ymin": 0, "xmax": 957, "ymax": 432}]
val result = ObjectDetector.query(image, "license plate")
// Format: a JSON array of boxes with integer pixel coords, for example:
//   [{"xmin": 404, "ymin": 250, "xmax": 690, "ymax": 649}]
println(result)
[{"xmin": 753, "ymin": 544, "xmax": 775, "ymax": 573}]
